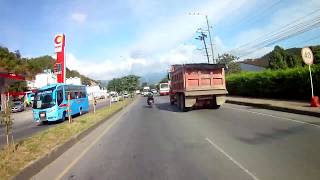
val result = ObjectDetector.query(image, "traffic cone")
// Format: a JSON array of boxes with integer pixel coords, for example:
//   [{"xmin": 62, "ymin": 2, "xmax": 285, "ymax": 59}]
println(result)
[{"xmin": 311, "ymin": 96, "xmax": 320, "ymax": 107}]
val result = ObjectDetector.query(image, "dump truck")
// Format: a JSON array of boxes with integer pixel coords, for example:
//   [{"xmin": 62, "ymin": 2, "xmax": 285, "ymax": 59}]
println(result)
[{"xmin": 169, "ymin": 63, "xmax": 228, "ymax": 111}]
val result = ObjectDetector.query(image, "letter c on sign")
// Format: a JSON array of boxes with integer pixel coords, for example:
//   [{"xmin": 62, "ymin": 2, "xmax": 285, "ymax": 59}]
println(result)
[{"xmin": 54, "ymin": 35, "xmax": 63, "ymax": 45}]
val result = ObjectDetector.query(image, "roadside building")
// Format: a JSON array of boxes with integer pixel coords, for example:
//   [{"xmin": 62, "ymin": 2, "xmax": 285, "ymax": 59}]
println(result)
[
  {"xmin": 66, "ymin": 77, "xmax": 81, "ymax": 85},
  {"xmin": 27, "ymin": 72, "xmax": 57, "ymax": 89},
  {"xmin": 86, "ymin": 85, "xmax": 108, "ymax": 100}
]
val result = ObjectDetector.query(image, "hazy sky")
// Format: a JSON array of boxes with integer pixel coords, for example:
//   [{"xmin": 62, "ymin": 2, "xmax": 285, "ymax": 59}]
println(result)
[{"xmin": 1, "ymin": 0, "xmax": 320, "ymax": 80}]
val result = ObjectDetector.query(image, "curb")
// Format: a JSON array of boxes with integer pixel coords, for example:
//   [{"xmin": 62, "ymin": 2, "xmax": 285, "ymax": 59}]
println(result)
[
  {"xmin": 226, "ymin": 100, "xmax": 320, "ymax": 118},
  {"xmin": 12, "ymin": 99, "xmax": 135, "ymax": 180}
]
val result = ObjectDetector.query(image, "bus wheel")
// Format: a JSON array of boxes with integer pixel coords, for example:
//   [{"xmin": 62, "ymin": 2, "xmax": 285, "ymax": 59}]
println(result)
[{"xmin": 36, "ymin": 121, "xmax": 42, "ymax": 126}]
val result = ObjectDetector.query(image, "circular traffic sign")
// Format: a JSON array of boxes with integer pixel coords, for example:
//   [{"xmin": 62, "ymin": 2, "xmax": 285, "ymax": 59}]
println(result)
[{"xmin": 301, "ymin": 47, "xmax": 314, "ymax": 65}]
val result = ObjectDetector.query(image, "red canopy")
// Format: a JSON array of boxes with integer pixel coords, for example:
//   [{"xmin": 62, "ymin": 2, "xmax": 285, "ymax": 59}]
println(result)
[{"xmin": 0, "ymin": 73, "xmax": 25, "ymax": 81}]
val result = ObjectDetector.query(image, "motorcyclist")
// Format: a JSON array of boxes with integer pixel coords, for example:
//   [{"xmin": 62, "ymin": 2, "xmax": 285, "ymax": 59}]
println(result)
[{"xmin": 147, "ymin": 91, "xmax": 154, "ymax": 104}]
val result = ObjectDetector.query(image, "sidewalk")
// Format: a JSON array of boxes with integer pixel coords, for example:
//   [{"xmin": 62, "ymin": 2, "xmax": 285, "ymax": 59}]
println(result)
[{"xmin": 226, "ymin": 96, "xmax": 320, "ymax": 117}]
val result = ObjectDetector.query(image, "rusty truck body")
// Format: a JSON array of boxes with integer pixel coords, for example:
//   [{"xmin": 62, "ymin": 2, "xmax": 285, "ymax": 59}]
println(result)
[{"xmin": 169, "ymin": 63, "xmax": 228, "ymax": 111}]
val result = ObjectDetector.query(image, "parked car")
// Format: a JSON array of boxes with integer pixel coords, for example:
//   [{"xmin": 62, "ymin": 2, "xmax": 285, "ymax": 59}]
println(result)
[
  {"xmin": 11, "ymin": 101, "xmax": 25, "ymax": 113},
  {"xmin": 110, "ymin": 94, "xmax": 119, "ymax": 103},
  {"xmin": 123, "ymin": 93, "xmax": 129, "ymax": 98}
]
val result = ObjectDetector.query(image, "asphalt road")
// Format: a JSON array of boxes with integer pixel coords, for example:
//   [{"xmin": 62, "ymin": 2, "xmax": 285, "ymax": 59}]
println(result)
[
  {"xmin": 33, "ymin": 96, "xmax": 320, "ymax": 180},
  {"xmin": 0, "ymin": 99, "xmax": 110, "ymax": 147}
]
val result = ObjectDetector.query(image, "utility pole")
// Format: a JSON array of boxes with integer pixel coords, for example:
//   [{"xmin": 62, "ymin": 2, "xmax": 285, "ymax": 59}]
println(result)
[
  {"xmin": 205, "ymin": 15, "xmax": 215, "ymax": 64},
  {"xmin": 189, "ymin": 13, "xmax": 215, "ymax": 63},
  {"xmin": 196, "ymin": 32, "xmax": 210, "ymax": 64}
]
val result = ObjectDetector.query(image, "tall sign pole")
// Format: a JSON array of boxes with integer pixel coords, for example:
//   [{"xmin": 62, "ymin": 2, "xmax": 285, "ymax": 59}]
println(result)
[
  {"xmin": 301, "ymin": 47, "xmax": 319, "ymax": 107},
  {"xmin": 54, "ymin": 34, "xmax": 66, "ymax": 83}
]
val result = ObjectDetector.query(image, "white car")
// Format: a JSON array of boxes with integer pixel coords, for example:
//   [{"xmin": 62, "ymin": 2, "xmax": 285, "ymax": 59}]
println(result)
[
  {"xmin": 109, "ymin": 92, "xmax": 119, "ymax": 102},
  {"xmin": 123, "ymin": 93, "xmax": 129, "ymax": 98},
  {"xmin": 151, "ymin": 89, "xmax": 157, "ymax": 94},
  {"xmin": 111, "ymin": 96, "xmax": 119, "ymax": 102}
]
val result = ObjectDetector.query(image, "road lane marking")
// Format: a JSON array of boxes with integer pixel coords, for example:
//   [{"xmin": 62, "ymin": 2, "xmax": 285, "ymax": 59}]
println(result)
[
  {"xmin": 54, "ymin": 108, "xmax": 129, "ymax": 180},
  {"xmin": 225, "ymin": 106, "xmax": 320, "ymax": 128},
  {"xmin": 205, "ymin": 137, "xmax": 260, "ymax": 180}
]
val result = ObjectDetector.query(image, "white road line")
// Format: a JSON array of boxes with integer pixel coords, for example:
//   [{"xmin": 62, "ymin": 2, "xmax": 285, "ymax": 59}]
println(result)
[
  {"xmin": 225, "ymin": 106, "xmax": 320, "ymax": 128},
  {"xmin": 206, "ymin": 137, "xmax": 260, "ymax": 180},
  {"xmin": 54, "ymin": 107, "xmax": 130, "ymax": 180}
]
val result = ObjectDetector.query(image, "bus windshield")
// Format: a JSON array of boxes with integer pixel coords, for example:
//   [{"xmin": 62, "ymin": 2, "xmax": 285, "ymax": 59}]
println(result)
[
  {"xmin": 160, "ymin": 83, "xmax": 168, "ymax": 89},
  {"xmin": 33, "ymin": 87, "xmax": 56, "ymax": 109}
]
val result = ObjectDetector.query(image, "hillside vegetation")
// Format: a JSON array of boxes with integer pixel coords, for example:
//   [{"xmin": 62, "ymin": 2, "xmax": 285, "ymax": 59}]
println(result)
[
  {"xmin": 227, "ymin": 45, "xmax": 320, "ymax": 100},
  {"xmin": 244, "ymin": 45, "xmax": 320, "ymax": 68}
]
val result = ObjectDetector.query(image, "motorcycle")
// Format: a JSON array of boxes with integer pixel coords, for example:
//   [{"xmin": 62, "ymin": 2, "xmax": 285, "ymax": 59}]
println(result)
[{"xmin": 147, "ymin": 97, "xmax": 154, "ymax": 106}]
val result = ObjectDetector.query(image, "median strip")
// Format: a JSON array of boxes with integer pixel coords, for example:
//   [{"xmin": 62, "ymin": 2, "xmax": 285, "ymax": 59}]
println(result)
[{"xmin": 0, "ymin": 98, "xmax": 134, "ymax": 180}]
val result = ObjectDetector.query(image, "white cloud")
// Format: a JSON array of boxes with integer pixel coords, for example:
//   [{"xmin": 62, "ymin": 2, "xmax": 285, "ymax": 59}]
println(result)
[
  {"xmin": 63, "ymin": 0, "xmax": 261, "ymax": 80},
  {"xmin": 66, "ymin": 43, "xmax": 205, "ymax": 80},
  {"xmin": 65, "ymin": 0, "xmax": 256, "ymax": 80},
  {"xmin": 66, "ymin": 53, "xmax": 149, "ymax": 80},
  {"xmin": 71, "ymin": 12, "xmax": 87, "ymax": 24},
  {"xmin": 129, "ymin": 0, "xmax": 253, "ymax": 55}
]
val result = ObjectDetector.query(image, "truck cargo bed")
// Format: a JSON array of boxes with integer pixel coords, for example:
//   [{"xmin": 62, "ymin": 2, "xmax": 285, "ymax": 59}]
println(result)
[{"xmin": 169, "ymin": 63, "xmax": 228, "ymax": 111}]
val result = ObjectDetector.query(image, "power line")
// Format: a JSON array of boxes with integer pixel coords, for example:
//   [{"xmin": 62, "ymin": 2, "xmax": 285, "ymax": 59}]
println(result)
[
  {"xmin": 228, "ymin": 9, "xmax": 320, "ymax": 58},
  {"xmin": 232, "ymin": 8, "xmax": 320, "ymax": 52},
  {"xmin": 237, "ymin": 18, "xmax": 320, "ymax": 57},
  {"xmin": 235, "ymin": 0, "xmax": 283, "ymax": 28}
]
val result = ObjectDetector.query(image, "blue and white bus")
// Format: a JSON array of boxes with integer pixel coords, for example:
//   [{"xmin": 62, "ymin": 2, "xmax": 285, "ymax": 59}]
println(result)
[{"xmin": 32, "ymin": 83, "xmax": 89, "ymax": 124}]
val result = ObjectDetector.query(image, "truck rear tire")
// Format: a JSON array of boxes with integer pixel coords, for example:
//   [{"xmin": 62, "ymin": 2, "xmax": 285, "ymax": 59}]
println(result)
[
  {"xmin": 170, "ymin": 96, "xmax": 175, "ymax": 105},
  {"xmin": 180, "ymin": 94, "xmax": 189, "ymax": 112},
  {"xmin": 176, "ymin": 94, "xmax": 181, "ymax": 110},
  {"xmin": 210, "ymin": 99, "xmax": 221, "ymax": 109}
]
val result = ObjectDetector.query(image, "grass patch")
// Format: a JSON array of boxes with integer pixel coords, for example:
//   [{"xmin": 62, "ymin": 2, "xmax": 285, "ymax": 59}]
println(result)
[{"xmin": 0, "ymin": 99, "xmax": 133, "ymax": 179}]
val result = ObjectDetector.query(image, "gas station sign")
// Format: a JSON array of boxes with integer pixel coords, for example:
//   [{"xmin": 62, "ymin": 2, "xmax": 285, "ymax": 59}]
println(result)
[{"xmin": 54, "ymin": 34, "xmax": 66, "ymax": 83}]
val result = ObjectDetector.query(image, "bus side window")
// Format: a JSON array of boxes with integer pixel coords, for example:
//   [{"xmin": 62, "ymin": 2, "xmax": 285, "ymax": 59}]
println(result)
[
  {"xmin": 65, "ymin": 92, "xmax": 69, "ymax": 100},
  {"xmin": 71, "ymin": 92, "xmax": 76, "ymax": 99},
  {"xmin": 57, "ymin": 90, "xmax": 63, "ymax": 105}
]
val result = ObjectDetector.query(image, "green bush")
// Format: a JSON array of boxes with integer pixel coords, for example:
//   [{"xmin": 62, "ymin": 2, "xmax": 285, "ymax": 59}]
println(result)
[{"xmin": 226, "ymin": 65, "xmax": 320, "ymax": 100}]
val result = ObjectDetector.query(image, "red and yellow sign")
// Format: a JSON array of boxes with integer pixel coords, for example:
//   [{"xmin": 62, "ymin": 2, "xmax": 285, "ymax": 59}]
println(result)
[{"xmin": 54, "ymin": 33, "xmax": 66, "ymax": 83}]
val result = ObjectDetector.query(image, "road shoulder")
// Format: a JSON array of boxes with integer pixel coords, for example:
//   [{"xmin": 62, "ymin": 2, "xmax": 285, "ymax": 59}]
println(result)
[{"xmin": 226, "ymin": 96, "xmax": 320, "ymax": 118}]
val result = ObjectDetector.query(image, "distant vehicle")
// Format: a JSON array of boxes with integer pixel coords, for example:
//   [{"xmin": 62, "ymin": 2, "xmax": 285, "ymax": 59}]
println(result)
[
  {"xmin": 169, "ymin": 63, "xmax": 228, "ymax": 111},
  {"xmin": 147, "ymin": 97, "xmax": 154, "ymax": 106},
  {"xmin": 110, "ymin": 92, "xmax": 119, "ymax": 102},
  {"xmin": 143, "ymin": 86, "xmax": 150, "ymax": 96},
  {"xmin": 123, "ymin": 93, "xmax": 129, "ymax": 98},
  {"xmin": 11, "ymin": 101, "xmax": 24, "ymax": 112},
  {"xmin": 151, "ymin": 89, "xmax": 157, "ymax": 94},
  {"xmin": 32, "ymin": 83, "xmax": 89, "ymax": 124},
  {"xmin": 159, "ymin": 82, "xmax": 169, "ymax": 96},
  {"xmin": 135, "ymin": 90, "xmax": 141, "ymax": 94}
]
